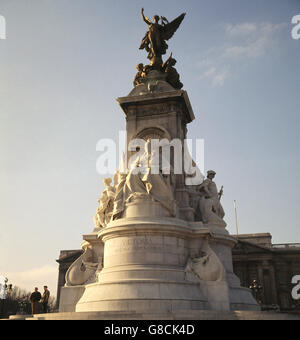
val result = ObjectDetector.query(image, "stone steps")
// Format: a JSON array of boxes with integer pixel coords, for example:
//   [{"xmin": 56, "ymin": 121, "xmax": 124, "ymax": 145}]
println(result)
[{"xmin": 7, "ymin": 310, "xmax": 298, "ymax": 320}]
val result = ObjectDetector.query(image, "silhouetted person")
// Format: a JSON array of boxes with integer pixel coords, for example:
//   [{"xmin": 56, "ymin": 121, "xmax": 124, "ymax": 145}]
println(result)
[
  {"xmin": 30, "ymin": 287, "xmax": 41, "ymax": 314},
  {"xmin": 41, "ymin": 286, "xmax": 50, "ymax": 313}
]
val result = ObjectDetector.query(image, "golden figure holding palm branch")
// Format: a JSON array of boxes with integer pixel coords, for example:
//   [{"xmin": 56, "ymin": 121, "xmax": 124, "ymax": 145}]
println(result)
[{"xmin": 139, "ymin": 8, "xmax": 185, "ymax": 69}]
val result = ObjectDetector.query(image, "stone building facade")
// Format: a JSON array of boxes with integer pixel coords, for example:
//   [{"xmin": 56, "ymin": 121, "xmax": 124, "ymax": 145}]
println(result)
[
  {"xmin": 56, "ymin": 250, "xmax": 83, "ymax": 310},
  {"xmin": 232, "ymin": 233, "xmax": 300, "ymax": 312},
  {"xmin": 56, "ymin": 233, "xmax": 300, "ymax": 312}
]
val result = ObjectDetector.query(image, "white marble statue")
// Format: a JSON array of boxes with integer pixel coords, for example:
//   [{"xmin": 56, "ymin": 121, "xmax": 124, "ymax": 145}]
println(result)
[
  {"xmin": 185, "ymin": 241, "xmax": 226, "ymax": 282},
  {"xmin": 94, "ymin": 177, "xmax": 116, "ymax": 228},
  {"xmin": 65, "ymin": 241, "xmax": 103, "ymax": 286},
  {"xmin": 145, "ymin": 140, "xmax": 176, "ymax": 215},
  {"xmin": 112, "ymin": 170, "xmax": 128, "ymax": 220},
  {"xmin": 197, "ymin": 170, "xmax": 225, "ymax": 227},
  {"xmin": 112, "ymin": 139, "xmax": 176, "ymax": 218}
]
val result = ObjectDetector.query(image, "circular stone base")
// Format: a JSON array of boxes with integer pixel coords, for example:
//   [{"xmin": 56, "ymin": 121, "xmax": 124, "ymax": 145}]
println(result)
[
  {"xmin": 25, "ymin": 310, "xmax": 300, "ymax": 320},
  {"xmin": 59, "ymin": 218, "xmax": 258, "ymax": 314}
]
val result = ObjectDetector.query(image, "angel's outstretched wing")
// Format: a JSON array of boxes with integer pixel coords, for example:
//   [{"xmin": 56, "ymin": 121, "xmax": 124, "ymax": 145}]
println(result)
[{"xmin": 161, "ymin": 13, "xmax": 186, "ymax": 41}]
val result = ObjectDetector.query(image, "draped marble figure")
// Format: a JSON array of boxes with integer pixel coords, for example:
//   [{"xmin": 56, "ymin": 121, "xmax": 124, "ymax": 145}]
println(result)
[
  {"xmin": 94, "ymin": 178, "xmax": 115, "ymax": 228},
  {"xmin": 112, "ymin": 140, "xmax": 175, "ymax": 219},
  {"xmin": 198, "ymin": 170, "xmax": 225, "ymax": 226}
]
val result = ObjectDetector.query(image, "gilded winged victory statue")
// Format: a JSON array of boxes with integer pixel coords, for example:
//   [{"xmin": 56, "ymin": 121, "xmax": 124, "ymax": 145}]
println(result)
[{"xmin": 139, "ymin": 8, "xmax": 185, "ymax": 70}]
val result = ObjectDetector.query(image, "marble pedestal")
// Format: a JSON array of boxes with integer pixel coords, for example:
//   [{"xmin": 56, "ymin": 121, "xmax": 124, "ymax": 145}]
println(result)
[
  {"xmin": 59, "ymin": 202, "xmax": 258, "ymax": 313},
  {"xmin": 58, "ymin": 77, "xmax": 259, "ymax": 316}
]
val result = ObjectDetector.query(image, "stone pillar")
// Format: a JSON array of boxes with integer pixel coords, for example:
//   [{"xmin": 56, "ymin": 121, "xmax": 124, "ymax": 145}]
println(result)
[
  {"xmin": 118, "ymin": 89, "xmax": 195, "ymax": 221},
  {"xmin": 268, "ymin": 264, "xmax": 279, "ymax": 305}
]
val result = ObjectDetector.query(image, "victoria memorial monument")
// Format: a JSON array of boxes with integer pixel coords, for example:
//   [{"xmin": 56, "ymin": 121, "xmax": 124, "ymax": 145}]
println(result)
[{"xmin": 25, "ymin": 9, "xmax": 300, "ymax": 320}]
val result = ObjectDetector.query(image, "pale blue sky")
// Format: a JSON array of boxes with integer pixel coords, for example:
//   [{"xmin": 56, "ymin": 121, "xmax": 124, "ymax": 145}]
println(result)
[{"xmin": 0, "ymin": 0, "xmax": 300, "ymax": 295}]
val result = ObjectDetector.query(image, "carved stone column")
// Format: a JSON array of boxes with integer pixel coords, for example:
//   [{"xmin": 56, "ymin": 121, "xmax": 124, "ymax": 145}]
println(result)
[{"xmin": 118, "ymin": 88, "xmax": 195, "ymax": 221}]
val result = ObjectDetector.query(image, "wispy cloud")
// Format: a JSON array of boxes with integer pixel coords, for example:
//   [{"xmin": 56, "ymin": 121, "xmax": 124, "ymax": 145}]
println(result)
[
  {"xmin": 197, "ymin": 21, "xmax": 287, "ymax": 87},
  {"xmin": 200, "ymin": 66, "xmax": 229, "ymax": 87},
  {"xmin": 225, "ymin": 22, "xmax": 257, "ymax": 37},
  {"xmin": 224, "ymin": 22, "xmax": 287, "ymax": 58}
]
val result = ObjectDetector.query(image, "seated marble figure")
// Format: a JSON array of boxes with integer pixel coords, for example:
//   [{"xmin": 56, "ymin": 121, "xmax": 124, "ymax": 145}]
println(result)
[
  {"xmin": 197, "ymin": 170, "xmax": 226, "ymax": 227},
  {"xmin": 111, "ymin": 139, "xmax": 176, "ymax": 219}
]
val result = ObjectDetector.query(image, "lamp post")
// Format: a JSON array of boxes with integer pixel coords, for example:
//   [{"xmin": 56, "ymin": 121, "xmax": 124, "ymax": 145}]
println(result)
[{"xmin": 249, "ymin": 279, "xmax": 263, "ymax": 305}]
